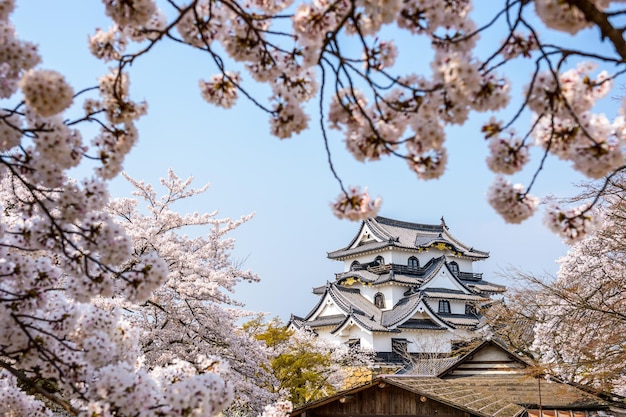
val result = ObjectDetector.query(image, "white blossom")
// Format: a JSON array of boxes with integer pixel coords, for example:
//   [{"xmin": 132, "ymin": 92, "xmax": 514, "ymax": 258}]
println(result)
[
  {"xmin": 19, "ymin": 69, "xmax": 74, "ymax": 117},
  {"xmin": 331, "ymin": 186, "xmax": 382, "ymax": 221},
  {"xmin": 487, "ymin": 177, "xmax": 539, "ymax": 224}
]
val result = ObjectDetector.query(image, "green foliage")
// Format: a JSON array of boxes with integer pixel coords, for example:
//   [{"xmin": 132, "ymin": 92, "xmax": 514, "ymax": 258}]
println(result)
[{"xmin": 244, "ymin": 316, "xmax": 340, "ymax": 406}]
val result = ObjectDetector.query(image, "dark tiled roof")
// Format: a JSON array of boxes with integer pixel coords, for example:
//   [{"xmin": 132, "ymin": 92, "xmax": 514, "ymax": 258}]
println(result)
[
  {"xmin": 381, "ymin": 292, "xmax": 424, "ymax": 327},
  {"xmin": 328, "ymin": 217, "xmax": 489, "ymax": 260},
  {"xmin": 300, "ymin": 273, "xmax": 488, "ymax": 333},
  {"xmin": 385, "ymin": 376, "xmax": 526, "ymax": 417},
  {"xmin": 334, "ymin": 269, "xmax": 379, "ymax": 283},
  {"xmin": 327, "ymin": 285, "xmax": 390, "ymax": 332},
  {"xmin": 373, "ymin": 271, "xmax": 423, "ymax": 286},
  {"xmin": 304, "ymin": 314, "xmax": 346, "ymax": 328},
  {"xmin": 423, "ymin": 288, "xmax": 487, "ymax": 301},
  {"xmin": 463, "ymin": 280, "xmax": 507, "ymax": 294},
  {"xmin": 288, "ymin": 314, "xmax": 305, "ymax": 330},
  {"xmin": 436, "ymin": 312, "xmax": 481, "ymax": 327},
  {"xmin": 396, "ymin": 318, "xmax": 446, "ymax": 330},
  {"xmin": 439, "ymin": 376, "xmax": 610, "ymax": 409}
]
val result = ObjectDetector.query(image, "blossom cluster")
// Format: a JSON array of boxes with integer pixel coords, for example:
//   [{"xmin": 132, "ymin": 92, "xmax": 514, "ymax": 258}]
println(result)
[
  {"xmin": 487, "ymin": 177, "xmax": 539, "ymax": 224},
  {"xmin": 331, "ymin": 186, "xmax": 382, "ymax": 221},
  {"xmin": 81, "ymin": 0, "xmax": 626, "ymax": 239},
  {"xmin": 258, "ymin": 401, "xmax": 294, "ymax": 417},
  {"xmin": 0, "ymin": 371, "xmax": 52, "ymax": 417},
  {"xmin": 531, "ymin": 199, "xmax": 626, "ymax": 394},
  {"xmin": 3, "ymin": 0, "xmax": 626, "ymax": 412},
  {"xmin": 544, "ymin": 203, "xmax": 602, "ymax": 244},
  {"xmin": 107, "ymin": 170, "xmax": 277, "ymax": 415},
  {"xmin": 0, "ymin": 3, "xmax": 237, "ymax": 416}
]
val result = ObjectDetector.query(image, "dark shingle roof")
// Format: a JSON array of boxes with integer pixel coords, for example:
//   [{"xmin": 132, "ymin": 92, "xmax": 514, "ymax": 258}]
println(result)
[
  {"xmin": 435, "ymin": 312, "xmax": 481, "ymax": 327},
  {"xmin": 326, "ymin": 285, "xmax": 391, "ymax": 332},
  {"xmin": 422, "ymin": 288, "xmax": 487, "ymax": 301},
  {"xmin": 303, "ymin": 314, "xmax": 346, "ymax": 328},
  {"xmin": 438, "ymin": 376, "xmax": 610, "ymax": 409},
  {"xmin": 381, "ymin": 292, "xmax": 425, "ymax": 327},
  {"xmin": 328, "ymin": 217, "xmax": 489, "ymax": 260},
  {"xmin": 386, "ymin": 376, "xmax": 527, "ymax": 417},
  {"xmin": 396, "ymin": 318, "xmax": 446, "ymax": 330},
  {"xmin": 462, "ymin": 279, "xmax": 507, "ymax": 294}
]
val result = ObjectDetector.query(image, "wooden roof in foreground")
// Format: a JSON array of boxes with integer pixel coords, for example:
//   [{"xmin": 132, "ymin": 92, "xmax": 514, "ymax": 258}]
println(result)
[
  {"xmin": 292, "ymin": 374, "xmax": 611, "ymax": 417},
  {"xmin": 292, "ymin": 341, "xmax": 619, "ymax": 417}
]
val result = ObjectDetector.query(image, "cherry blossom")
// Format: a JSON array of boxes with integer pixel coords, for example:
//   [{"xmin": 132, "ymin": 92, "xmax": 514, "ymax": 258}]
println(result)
[
  {"xmin": 103, "ymin": 0, "xmax": 157, "ymax": 28},
  {"xmin": 543, "ymin": 203, "xmax": 601, "ymax": 244},
  {"xmin": 19, "ymin": 69, "xmax": 74, "ymax": 117},
  {"xmin": 200, "ymin": 72, "xmax": 241, "ymax": 108},
  {"xmin": 3, "ymin": 0, "xmax": 626, "ymax": 413},
  {"xmin": 487, "ymin": 177, "xmax": 539, "ymax": 224},
  {"xmin": 108, "ymin": 170, "xmax": 277, "ymax": 415},
  {"xmin": 486, "ymin": 130, "xmax": 530, "ymax": 175},
  {"xmin": 331, "ymin": 186, "xmax": 382, "ymax": 221}
]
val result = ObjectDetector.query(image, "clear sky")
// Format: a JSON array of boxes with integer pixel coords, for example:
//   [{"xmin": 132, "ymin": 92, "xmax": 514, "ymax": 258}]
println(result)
[{"xmin": 10, "ymin": 1, "xmax": 615, "ymax": 320}]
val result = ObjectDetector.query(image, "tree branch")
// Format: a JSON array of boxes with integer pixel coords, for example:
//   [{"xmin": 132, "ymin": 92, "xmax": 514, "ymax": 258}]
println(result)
[
  {"xmin": 0, "ymin": 360, "xmax": 79, "ymax": 416},
  {"xmin": 567, "ymin": 0, "xmax": 626, "ymax": 60}
]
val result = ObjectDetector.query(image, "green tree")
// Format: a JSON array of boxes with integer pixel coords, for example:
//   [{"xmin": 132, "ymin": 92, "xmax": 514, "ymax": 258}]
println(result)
[{"xmin": 244, "ymin": 317, "xmax": 371, "ymax": 406}]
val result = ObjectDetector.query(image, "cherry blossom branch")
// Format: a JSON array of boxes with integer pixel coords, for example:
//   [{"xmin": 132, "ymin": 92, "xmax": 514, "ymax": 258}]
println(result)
[
  {"xmin": 0, "ymin": 359, "xmax": 79, "ymax": 416},
  {"xmin": 566, "ymin": 0, "xmax": 626, "ymax": 60}
]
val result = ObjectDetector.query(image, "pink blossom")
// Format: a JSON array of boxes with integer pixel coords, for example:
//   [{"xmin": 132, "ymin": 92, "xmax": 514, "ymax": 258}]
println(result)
[{"xmin": 331, "ymin": 186, "xmax": 382, "ymax": 221}]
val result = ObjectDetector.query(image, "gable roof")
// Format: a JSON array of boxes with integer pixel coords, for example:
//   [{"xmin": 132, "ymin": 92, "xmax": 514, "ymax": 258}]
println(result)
[
  {"xmin": 292, "ymin": 340, "xmax": 608, "ymax": 417},
  {"xmin": 328, "ymin": 217, "xmax": 489, "ymax": 260},
  {"xmin": 291, "ymin": 376, "xmax": 527, "ymax": 417},
  {"xmin": 438, "ymin": 339, "xmax": 531, "ymax": 378},
  {"xmin": 296, "ymin": 280, "xmax": 488, "ymax": 334}
]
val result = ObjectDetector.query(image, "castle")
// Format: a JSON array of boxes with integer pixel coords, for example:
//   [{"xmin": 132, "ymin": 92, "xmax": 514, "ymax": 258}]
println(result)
[{"xmin": 289, "ymin": 216, "xmax": 505, "ymax": 364}]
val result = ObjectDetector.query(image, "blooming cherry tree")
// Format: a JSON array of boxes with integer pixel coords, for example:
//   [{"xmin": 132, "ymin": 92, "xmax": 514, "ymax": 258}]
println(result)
[
  {"xmin": 3, "ymin": 0, "xmax": 626, "ymax": 413},
  {"xmin": 488, "ymin": 174, "xmax": 626, "ymax": 396},
  {"xmin": 0, "ymin": 2, "xmax": 232, "ymax": 415},
  {"xmin": 108, "ymin": 170, "xmax": 278, "ymax": 416},
  {"xmin": 78, "ymin": 0, "xmax": 626, "ymax": 239}
]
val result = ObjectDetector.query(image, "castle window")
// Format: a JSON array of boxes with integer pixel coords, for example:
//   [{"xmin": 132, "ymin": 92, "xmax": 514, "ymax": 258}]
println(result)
[
  {"xmin": 465, "ymin": 303, "xmax": 476, "ymax": 315},
  {"xmin": 438, "ymin": 300, "xmax": 451, "ymax": 314},
  {"xmin": 448, "ymin": 261, "xmax": 459, "ymax": 275},
  {"xmin": 374, "ymin": 292, "xmax": 385, "ymax": 309},
  {"xmin": 350, "ymin": 261, "xmax": 360, "ymax": 271},
  {"xmin": 408, "ymin": 256, "xmax": 419, "ymax": 269},
  {"xmin": 347, "ymin": 339, "xmax": 361, "ymax": 349},
  {"xmin": 374, "ymin": 256, "xmax": 385, "ymax": 265}
]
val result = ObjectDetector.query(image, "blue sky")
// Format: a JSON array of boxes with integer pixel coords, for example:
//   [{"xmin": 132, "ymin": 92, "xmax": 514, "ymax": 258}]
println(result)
[{"xmin": 11, "ymin": 1, "xmax": 615, "ymax": 320}]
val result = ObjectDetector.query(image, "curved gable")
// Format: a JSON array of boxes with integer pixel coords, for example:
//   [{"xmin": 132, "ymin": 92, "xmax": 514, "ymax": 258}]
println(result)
[{"xmin": 421, "ymin": 262, "xmax": 474, "ymax": 294}]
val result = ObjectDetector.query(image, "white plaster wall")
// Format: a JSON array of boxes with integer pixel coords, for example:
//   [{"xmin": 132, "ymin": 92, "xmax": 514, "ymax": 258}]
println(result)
[
  {"xmin": 403, "ymin": 329, "xmax": 475, "ymax": 353},
  {"xmin": 315, "ymin": 323, "xmax": 477, "ymax": 354},
  {"xmin": 355, "ymin": 284, "xmax": 410, "ymax": 310},
  {"xmin": 421, "ymin": 269, "xmax": 467, "ymax": 291},
  {"xmin": 450, "ymin": 300, "xmax": 466, "ymax": 314},
  {"xmin": 312, "ymin": 296, "xmax": 343, "ymax": 319},
  {"xmin": 406, "ymin": 331, "xmax": 453, "ymax": 353},
  {"xmin": 372, "ymin": 333, "xmax": 393, "ymax": 351},
  {"xmin": 388, "ymin": 251, "xmax": 437, "ymax": 266},
  {"xmin": 371, "ymin": 330, "xmax": 469, "ymax": 353},
  {"xmin": 314, "ymin": 329, "xmax": 337, "ymax": 344},
  {"xmin": 316, "ymin": 324, "xmax": 375, "ymax": 350},
  {"xmin": 446, "ymin": 257, "xmax": 474, "ymax": 271},
  {"xmin": 388, "ymin": 285, "xmax": 408, "ymax": 308}
]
